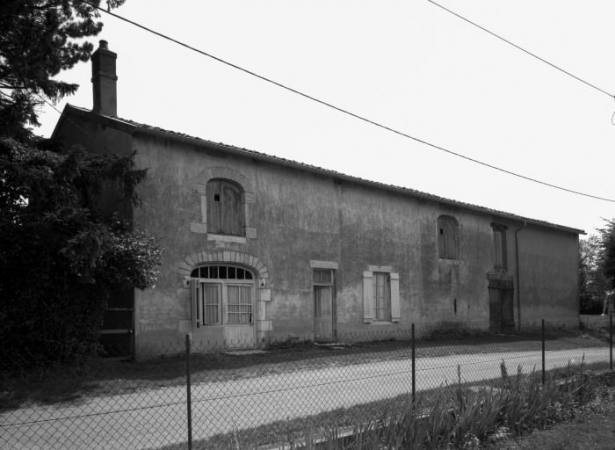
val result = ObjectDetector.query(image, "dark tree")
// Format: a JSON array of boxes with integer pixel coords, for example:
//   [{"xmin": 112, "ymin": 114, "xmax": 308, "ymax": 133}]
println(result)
[
  {"xmin": 0, "ymin": 1, "xmax": 162, "ymax": 365},
  {"xmin": 0, "ymin": 0, "xmax": 125, "ymax": 140},
  {"xmin": 579, "ymin": 234, "xmax": 609, "ymax": 313},
  {"xmin": 579, "ymin": 219, "xmax": 615, "ymax": 314},
  {"xmin": 598, "ymin": 219, "xmax": 615, "ymax": 287},
  {"xmin": 0, "ymin": 137, "xmax": 162, "ymax": 364}
]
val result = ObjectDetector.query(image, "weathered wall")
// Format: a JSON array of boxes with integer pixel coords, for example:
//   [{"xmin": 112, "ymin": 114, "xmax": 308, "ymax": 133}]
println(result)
[
  {"xmin": 517, "ymin": 225, "xmax": 579, "ymax": 329},
  {"xmin": 128, "ymin": 131, "xmax": 520, "ymax": 352},
  {"xmin": 56, "ymin": 113, "xmax": 581, "ymax": 356}
]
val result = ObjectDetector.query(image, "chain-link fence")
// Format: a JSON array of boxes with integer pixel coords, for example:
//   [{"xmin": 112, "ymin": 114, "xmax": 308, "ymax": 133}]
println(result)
[{"xmin": 1, "ymin": 318, "xmax": 613, "ymax": 450}]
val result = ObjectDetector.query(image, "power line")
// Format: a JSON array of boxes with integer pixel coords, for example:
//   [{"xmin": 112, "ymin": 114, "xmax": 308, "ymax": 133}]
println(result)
[
  {"xmin": 35, "ymin": 93, "xmax": 115, "ymax": 155},
  {"xmin": 426, "ymin": 0, "xmax": 615, "ymax": 99},
  {"xmin": 75, "ymin": 0, "xmax": 615, "ymax": 203}
]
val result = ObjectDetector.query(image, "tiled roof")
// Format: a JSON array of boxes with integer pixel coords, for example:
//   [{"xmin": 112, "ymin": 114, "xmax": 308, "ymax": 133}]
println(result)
[{"xmin": 59, "ymin": 104, "xmax": 584, "ymax": 235}]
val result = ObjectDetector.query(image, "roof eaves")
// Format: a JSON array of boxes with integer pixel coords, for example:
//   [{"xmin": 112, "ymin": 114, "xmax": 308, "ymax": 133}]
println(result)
[{"xmin": 63, "ymin": 107, "xmax": 585, "ymax": 235}]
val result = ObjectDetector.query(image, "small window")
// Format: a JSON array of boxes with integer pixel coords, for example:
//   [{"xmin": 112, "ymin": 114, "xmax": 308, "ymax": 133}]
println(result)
[
  {"xmin": 438, "ymin": 215, "xmax": 459, "ymax": 260},
  {"xmin": 207, "ymin": 179, "xmax": 244, "ymax": 236},
  {"xmin": 373, "ymin": 272, "xmax": 391, "ymax": 321},
  {"xmin": 492, "ymin": 224, "xmax": 508, "ymax": 271},
  {"xmin": 191, "ymin": 265, "xmax": 253, "ymax": 280},
  {"xmin": 313, "ymin": 269, "xmax": 333, "ymax": 284}
]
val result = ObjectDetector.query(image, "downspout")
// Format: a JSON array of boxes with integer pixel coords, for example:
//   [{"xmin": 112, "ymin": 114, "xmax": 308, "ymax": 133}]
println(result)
[{"xmin": 515, "ymin": 221, "xmax": 527, "ymax": 332}]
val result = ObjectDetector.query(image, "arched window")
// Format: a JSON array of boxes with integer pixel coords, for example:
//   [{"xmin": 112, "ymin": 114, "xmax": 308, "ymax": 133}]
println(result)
[
  {"xmin": 438, "ymin": 215, "xmax": 460, "ymax": 260},
  {"xmin": 207, "ymin": 179, "xmax": 244, "ymax": 236},
  {"xmin": 190, "ymin": 265, "xmax": 254, "ymax": 326}
]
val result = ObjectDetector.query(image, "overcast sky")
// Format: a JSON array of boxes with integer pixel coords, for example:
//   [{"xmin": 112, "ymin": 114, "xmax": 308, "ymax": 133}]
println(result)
[{"xmin": 35, "ymin": 0, "xmax": 615, "ymax": 237}]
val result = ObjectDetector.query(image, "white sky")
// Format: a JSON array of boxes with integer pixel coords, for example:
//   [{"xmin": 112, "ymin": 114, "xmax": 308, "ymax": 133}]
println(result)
[{"xmin": 35, "ymin": 0, "xmax": 615, "ymax": 237}]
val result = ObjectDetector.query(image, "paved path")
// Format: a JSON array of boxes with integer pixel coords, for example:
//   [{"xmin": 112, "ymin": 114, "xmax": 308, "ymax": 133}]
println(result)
[{"xmin": 1, "ymin": 346, "xmax": 610, "ymax": 449}]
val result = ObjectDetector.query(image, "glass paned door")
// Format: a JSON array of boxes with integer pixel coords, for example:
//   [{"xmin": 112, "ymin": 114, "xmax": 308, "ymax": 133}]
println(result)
[
  {"xmin": 226, "ymin": 285, "xmax": 253, "ymax": 324},
  {"xmin": 223, "ymin": 284, "xmax": 254, "ymax": 348},
  {"xmin": 192, "ymin": 265, "xmax": 255, "ymax": 349}
]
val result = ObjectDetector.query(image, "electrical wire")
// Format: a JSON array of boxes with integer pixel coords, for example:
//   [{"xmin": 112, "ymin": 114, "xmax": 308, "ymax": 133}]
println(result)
[
  {"xmin": 71, "ymin": 0, "xmax": 615, "ymax": 203},
  {"xmin": 34, "ymin": 93, "xmax": 115, "ymax": 155},
  {"xmin": 426, "ymin": 0, "xmax": 615, "ymax": 99}
]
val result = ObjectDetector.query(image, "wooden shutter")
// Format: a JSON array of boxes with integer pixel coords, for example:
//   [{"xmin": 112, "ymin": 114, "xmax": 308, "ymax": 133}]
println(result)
[
  {"xmin": 220, "ymin": 182, "xmax": 237, "ymax": 235},
  {"xmin": 390, "ymin": 273, "xmax": 401, "ymax": 323},
  {"xmin": 438, "ymin": 218, "xmax": 447, "ymax": 258},
  {"xmin": 207, "ymin": 180, "xmax": 221, "ymax": 234},
  {"xmin": 438, "ymin": 216, "xmax": 458, "ymax": 259},
  {"xmin": 363, "ymin": 271, "xmax": 374, "ymax": 323}
]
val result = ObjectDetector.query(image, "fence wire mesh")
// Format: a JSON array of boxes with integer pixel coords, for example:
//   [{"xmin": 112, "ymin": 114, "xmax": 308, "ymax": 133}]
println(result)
[{"xmin": 1, "ymin": 319, "xmax": 613, "ymax": 450}]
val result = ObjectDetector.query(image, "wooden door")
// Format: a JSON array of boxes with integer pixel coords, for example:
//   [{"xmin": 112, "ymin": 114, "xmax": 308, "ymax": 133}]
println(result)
[
  {"xmin": 313, "ymin": 269, "xmax": 335, "ymax": 341},
  {"xmin": 314, "ymin": 286, "xmax": 333, "ymax": 341},
  {"xmin": 488, "ymin": 277, "xmax": 515, "ymax": 332}
]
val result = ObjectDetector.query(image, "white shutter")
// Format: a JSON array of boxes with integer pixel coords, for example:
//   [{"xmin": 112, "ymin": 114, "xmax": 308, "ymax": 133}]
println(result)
[
  {"xmin": 390, "ymin": 273, "xmax": 401, "ymax": 323},
  {"xmin": 363, "ymin": 271, "xmax": 374, "ymax": 323}
]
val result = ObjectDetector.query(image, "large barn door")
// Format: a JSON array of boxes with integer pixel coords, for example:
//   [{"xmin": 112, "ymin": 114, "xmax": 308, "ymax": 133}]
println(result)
[{"xmin": 488, "ymin": 276, "xmax": 515, "ymax": 332}]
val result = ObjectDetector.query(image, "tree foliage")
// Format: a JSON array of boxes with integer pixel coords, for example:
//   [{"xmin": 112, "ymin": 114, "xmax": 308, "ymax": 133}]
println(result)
[
  {"xmin": 0, "ymin": 138, "xmax": 162, "ymax": 363},
  {"xmin": 600, "ymin": 219, "xmax": 615, "ymax": 286},
  {"xmin": 0, "ymin": 1, "xmax": 163, "ymax": 365},
  {"xmin": 1, "ymin": 0, "xmax": 125, "ymax": 140},
  {"xmin": 579, "ymin": 219, "xmax": 615, "ymax": 313}
]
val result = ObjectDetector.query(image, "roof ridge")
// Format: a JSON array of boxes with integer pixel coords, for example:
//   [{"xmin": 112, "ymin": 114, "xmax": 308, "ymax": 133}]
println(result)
[{"xmin": 61, "ymin": 104, "xmax": 584, "ymax": 234}]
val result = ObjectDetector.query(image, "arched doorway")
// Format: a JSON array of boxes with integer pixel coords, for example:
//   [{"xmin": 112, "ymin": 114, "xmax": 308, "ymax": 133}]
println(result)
[{"xmin": 190, "ymin": 264, "xmax": 256, "ymax": 348}]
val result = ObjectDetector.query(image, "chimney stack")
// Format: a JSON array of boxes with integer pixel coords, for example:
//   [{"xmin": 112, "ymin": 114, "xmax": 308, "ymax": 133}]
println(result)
[{"xmin": 91, "ymin": 40, "xmax": 117, "ymax": 116}]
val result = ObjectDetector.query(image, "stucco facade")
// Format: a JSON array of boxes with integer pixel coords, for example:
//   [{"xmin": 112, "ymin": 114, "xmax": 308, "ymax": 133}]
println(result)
[{"xmin": 51, "ymin": 42, "xmax": 582, "ymax": 357}]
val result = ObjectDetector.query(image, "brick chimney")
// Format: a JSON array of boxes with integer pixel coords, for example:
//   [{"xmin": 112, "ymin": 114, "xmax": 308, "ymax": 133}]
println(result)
[{"xmin": 91, "ymin": 40, "xmax": 117, "ymax": 116}]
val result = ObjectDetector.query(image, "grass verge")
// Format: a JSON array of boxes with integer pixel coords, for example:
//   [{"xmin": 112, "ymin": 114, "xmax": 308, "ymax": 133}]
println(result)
[{"xmin": 164, "ymin": 361, "xmax": 612, "ymax": 450}]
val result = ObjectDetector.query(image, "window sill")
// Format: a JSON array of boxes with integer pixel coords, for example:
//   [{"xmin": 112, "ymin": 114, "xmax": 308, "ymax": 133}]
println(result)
[
  {"xmin": 369, "ymin": 321, "xmax": 396, "ymax": 326},
  {"xmin": 207, "ymin": 234, "xmax": 247, "ymax": 244},
  {"xmin": 438, "ymin": 258, "xmax": 463, "ymax": 265}
]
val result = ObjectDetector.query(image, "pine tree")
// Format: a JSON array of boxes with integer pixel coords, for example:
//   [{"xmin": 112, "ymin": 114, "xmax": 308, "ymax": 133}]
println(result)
[{"xmin": 0, "ymin": 1, "xmax": 162, "ymax": 365}]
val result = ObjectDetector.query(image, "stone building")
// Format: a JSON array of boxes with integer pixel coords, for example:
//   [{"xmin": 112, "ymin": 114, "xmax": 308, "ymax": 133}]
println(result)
[{"xmin": 52, "ymin": 42, "xmax": 582, "ymax": 357}]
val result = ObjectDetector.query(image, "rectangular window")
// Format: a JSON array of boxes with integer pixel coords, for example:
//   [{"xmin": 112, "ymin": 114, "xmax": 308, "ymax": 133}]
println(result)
[
  {"xmin": 492, "ymin": 225, "xmax": 508, "ymax": 271},
  {"xmin": 202, "ymin": 284, "xmax": 221, "ymax": 325},
  {"xmin": 191, "ymin": 279, "xmax": 253, "ymax": 327},
  {"xmin": 226, "ymin": 285, "xmax": 253, "ymax": 324},
  {"xmin": 363, "ymin": 270, "xmax": 401, "ymax": 323},
  {"xmin": 313, "ymin": 269, "xmax": 333, "ymax": 284},
  {"xmin": 373, "ymin": 272, "xmax": 391, "ymax": 321}
]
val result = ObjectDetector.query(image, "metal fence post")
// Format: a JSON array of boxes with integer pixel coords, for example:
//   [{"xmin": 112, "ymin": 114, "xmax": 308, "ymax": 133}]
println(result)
[
  {"xmin": 541, "ymin": 319, "xmax": 545, "ymax": 385},
  {"xmin": 610, "ymin": 314, "xmax": 613, "ymax": 371},
  {"xmin": 411, "ymin": 323, "xmax": 416, "ymax": 403},
  {"xmin": 186, "ymin": 334, "xmax": 193, "ymax": 450}
]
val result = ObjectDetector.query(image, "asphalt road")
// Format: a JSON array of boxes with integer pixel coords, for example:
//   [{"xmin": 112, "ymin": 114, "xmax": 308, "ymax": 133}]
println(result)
[{"xmin": 1, "ymin": 346, "xmax": 610, "ymax": 450}]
